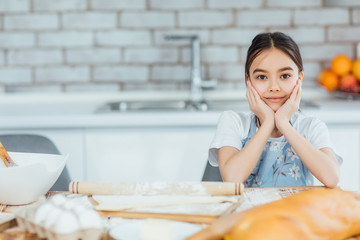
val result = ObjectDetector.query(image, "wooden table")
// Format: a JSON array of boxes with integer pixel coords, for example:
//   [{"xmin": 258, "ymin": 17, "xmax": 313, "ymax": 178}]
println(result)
[{"xmin": 1, "ymin": 186, "xmax": 358, "ymax": 240}]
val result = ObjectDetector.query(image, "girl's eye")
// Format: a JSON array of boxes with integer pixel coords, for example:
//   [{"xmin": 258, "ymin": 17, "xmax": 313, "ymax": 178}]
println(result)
[
  {"xmin": 281, "ymin": 74, "xmax": 291, "ymax": 79},
  {"xmin": 256, "ymin": 75, "xmax": 267, "ymax": 80}
]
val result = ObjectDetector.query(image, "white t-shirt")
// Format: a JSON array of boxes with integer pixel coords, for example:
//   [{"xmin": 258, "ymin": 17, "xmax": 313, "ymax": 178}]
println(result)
[{"xmin": 208, "ymin": 110, "xmax": 342, "ymax": 167}]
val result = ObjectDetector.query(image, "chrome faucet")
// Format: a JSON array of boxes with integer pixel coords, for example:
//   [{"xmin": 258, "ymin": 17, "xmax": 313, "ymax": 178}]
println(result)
[{"xmin": 165, "ymin": 35, "xmax": 217, "ymax": 102}]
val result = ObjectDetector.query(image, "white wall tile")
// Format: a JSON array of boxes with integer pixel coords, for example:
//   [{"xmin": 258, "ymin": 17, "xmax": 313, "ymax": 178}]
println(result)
[
  {"xmin": 269, "ymin": 27, "xmax": 325, "ymax": 43},
  {"xmin": 0, "ymin": 33, "xmax": 35, "ymax": 48},
  {"xmin": 325, "ymin": 0, "xmax": 360, "ymax": 7},
  {"xmin": 94, "ymin": 66, "xmax": 148, "ymax": 81},
  {"xmin": 62, "ymin": 13, "xmax": 116, "ymax": 29},
  {"xmin": 212, "ymin": 28, "xmax": 264, "ymax": 45},
  {"xmin": 179, "ymin": 11, "xmax": 233, "ymax": 27},
  {"xmin": 125, "ymin": 48, "xmax": 178, "ymax": 63},
  {"xmin": 182, "ymin": 46, "xmax": 238, "ymax": 63},
  {"xmin": 96, "ymin": 30, "xmax": 151, "ymax": 46},
  {"xmin": 328, "ymin": 26, "xmax": 360, "ymax": 41},
  {"xmin": 8, "ymin": 50, "xmax": 62, "ymax": 65},
  {"xmin": 150, "ymin": 0, "xmax": 204, "ymax": 10},
  {"xmin": 65, "ymin": 83, "xmax": 120, "ymax": 92},
  {"xmin": 237, "ymin": 10, "xmax": 291, "ymax": 27},
  {"xmin": 301, "ymin": 44, "xmax": 354, "ymax": 61},
  {"xmin": 66, "ymin": 49, "xmax": 121, "ymax": 64},
  {"xmin": 90, "ymin": 0, "xmax": 145, "ymax": 10},
  {"xmin": 0, "ymin": 68, "xmax": 32, "ymax": 84},
  {"xmin": 121, "ymin": 12, "xmax": 175, "ymax": 28},
  {"xmin": 4, "ymin": 14, "xmax": 59, "ymax": 30},
  {"xmin": 208, "ymin": 64, "xmax": 245, "ymax": 81},
  {"xmin": 151, "ymin": 65, "xmax": 190, "ymax": 81},
  {"xmin": 267, "ymin": 0, "xmax": 321, "ymax": 7},
  {"xmin": 0, "ymin": 0, "xmax": 29, "ymax": 12},
  {"xmin": 39, "ymin": 31, "xmax": 93, "ymax": 47},
  {"xmin": 35, "ymin": 66, "xmax": 90, "ymax": 82},
  {"xmin": 294, "ymin": 9, "xmax": 349, "ymax": 25},
  {"xmin": 208, "ymin": 0, "xmax": 263, "ymax": 9},
  {"xmin": 33, "ymin": 0, "xmax": 87, "ymax": 11}
]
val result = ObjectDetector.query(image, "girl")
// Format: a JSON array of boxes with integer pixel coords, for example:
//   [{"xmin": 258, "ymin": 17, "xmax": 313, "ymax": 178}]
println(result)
[{"xmin": 208, "ymin": 32, "xmax": 342, "ymax": 188}]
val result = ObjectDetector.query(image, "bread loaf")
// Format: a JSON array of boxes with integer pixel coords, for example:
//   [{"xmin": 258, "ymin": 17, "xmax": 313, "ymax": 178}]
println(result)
[{"xmin": 227, "ymin": 188, "xmax": 360, "ymax": 240}]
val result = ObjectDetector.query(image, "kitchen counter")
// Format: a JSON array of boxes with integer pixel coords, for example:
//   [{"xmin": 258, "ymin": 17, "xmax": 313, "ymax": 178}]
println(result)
[
  {"xmin": 0, "ymin": 88, "xmax": 359, "ymax": 191},
  {"xmin": 0, "ymin": 88, "xmax": 359, "ymax": 129}
]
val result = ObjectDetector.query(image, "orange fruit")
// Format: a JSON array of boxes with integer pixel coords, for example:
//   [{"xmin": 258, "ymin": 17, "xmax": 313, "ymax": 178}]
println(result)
[
  {"xmin": 318, "ymin": 69, "xmax": 339, "ymax": 92},
  {"xmin": 339, "ymin": 74, "xmax": 359, "ymax": 93},
  {"xmin": 353, "ymin": 59, "xmax": 360, "ymax": 80},
  {"xmin": 331, "ymin": 54, "xmax": 353, "ymax": 76}
]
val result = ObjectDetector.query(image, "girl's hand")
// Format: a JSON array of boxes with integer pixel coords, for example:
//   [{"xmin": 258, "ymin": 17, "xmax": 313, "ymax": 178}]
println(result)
[
  {"xmin": 275, "ymin": 80, "xmax": 302, "ymax": 131},
  {"xmin": 246, "ymin": 81, "xmax": 275, "ymax": 129}
]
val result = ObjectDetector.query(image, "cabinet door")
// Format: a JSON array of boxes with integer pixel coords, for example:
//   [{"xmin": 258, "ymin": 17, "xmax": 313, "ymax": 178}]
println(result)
[
  {"xmin": 318, "ymin": 127, "xmax": 360, "ymax": 191},
  {"xmin": 85, "ymin": 127, "xmax": 215, "ymax": 182}
]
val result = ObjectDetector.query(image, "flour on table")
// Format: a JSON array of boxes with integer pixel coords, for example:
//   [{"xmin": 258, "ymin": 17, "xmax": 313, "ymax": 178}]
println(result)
[{"xmin": 92, "ymin": 195, "xmax": 237, "ymax": 215}]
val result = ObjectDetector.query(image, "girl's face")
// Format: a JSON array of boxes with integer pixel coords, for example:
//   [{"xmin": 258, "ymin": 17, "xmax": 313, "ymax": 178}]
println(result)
[{"xmin": 246, "ymin": 48, "xmax": 304, "ymax": 111}]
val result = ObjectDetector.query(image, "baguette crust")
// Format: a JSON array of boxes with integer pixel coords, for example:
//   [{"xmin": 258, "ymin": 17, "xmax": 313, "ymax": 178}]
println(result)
[{"xmin": 228, "ymin": 188, "xmax": 360, "ymax": 240}]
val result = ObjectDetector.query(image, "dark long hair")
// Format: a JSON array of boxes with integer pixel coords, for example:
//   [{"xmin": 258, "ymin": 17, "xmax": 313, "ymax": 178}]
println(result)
[{"xmin": 245, "ymin": 32, "xmax": 303, "ymax": 80}]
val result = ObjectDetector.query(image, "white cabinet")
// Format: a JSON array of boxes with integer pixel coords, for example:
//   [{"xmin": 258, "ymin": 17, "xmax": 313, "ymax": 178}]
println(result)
[
  {"xmin": 328, "ymin": 127, "xmax": 360, "ymax": 191},
  {"xmin": 85, "ymin": 127, "xmax": 215, "ymax": 182}
]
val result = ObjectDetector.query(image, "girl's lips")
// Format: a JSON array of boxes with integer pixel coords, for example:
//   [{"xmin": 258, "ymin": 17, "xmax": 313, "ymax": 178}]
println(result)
[{"xmin": 265, "ymin": 97, "xmax": 284, "ymax": 103}]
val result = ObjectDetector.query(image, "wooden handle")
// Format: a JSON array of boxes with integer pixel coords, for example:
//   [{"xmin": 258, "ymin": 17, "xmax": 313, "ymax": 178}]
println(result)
[
  {"xmin": 69, "ymin": 182, "xmax": 244, "ymax": 196},
  {"xmin": 98, "ymin": 211, "xmax": 218, "ymax": 224}
]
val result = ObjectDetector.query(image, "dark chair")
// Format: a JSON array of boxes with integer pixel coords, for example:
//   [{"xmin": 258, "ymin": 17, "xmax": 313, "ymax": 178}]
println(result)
[
  {"xmin": 201, "ymin": 161, "xmax": 223, "ymax": 182},
  {"xmin": 0, "ymin": 134, "xmax": 71, "ymax": 191}
]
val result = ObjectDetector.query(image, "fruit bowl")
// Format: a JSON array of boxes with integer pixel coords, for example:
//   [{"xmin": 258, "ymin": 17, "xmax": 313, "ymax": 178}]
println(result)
[
  {"xmin": 0, "ymin": 152, "xmax": 68, "ymax": 205},
  {"xmin": 318, "ymin": 55, "xmax": 360, "ymax": 96},
  {"xmin": 333, "ymin": 91, "xmax": 360, "ymax": 100}
]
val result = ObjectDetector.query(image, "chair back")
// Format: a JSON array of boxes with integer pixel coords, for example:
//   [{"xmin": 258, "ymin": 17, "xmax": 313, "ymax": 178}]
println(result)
[
  {"xmin": 0, "ymin": 134, "xmax": 71, "ymax": 191},
  {"xmin": 202, "ymin": 161, "xmax": 223, "ymax": 182}
]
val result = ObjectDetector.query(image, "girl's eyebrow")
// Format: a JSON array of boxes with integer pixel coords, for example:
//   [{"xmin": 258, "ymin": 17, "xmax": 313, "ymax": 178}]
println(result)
[
  {"xmin": 253, "ymin": 68, "xmax": 267, "ymax": 74},
  {"xmin": 279, "ymin": 67, "xmax": 294, "ymax": 72},
  {"xmin": 252, "ymin": 67, "xmax": 294, "ymax": 74}
]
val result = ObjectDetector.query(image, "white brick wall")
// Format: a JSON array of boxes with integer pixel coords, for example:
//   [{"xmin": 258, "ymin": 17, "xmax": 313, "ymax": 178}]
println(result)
[
  {"xmin": 0, "ymin": 68, "xmax": 31, "ymax": 84},
  {"xmin": 237, "ymin": 10, "xmax": 291, "ymax": 27},
  {"xmin": 96, "ymin": 30, "xmax": 151, "ymax": 46},
  {"xmin": 8, "ymin": 50, "xmax": 62, "ymax": 65},
  {"xmin": 39, "ymin": 31, "xmax": 93, "ymax": 47},
  {"xmin": 62, "ymin": 13, "xmax": 116, "ymax": 29},
  {"xmin": 179, "ymin": 11, "xmax": 233, "ymax": 27},
  {"xmin": 35, "ymin": 66, "xmax": 90, "ymax": 83},
  {"xmin": 121, "ymin": 12, "xmax": 175, "ymax": 28},
  {"xmin": 93, "ymin": 66, "xmax": 148, "ymax": 82},
  {"xmin": 0, "ymin": 0, "xmax": 29, "ymax": 12},
  {"xmin": 33, "ymin": 0, "xmax": 87, "ymax": 11},
  {"xmin": 0, "ymin": 33, "xmax": 35, "ymax": 48},
  {"xmin": 90, "ymin": 0, "xmax": 145, "ymax": 10},
  {"xmin": 125, "ymin": 48, "xmax": 178, "ymax": 63},
  {"xmin": 4, "ymin": 14, "xmax": 59, "ymax": 30},
  {"xmin": 0, "ymin": 0, "xmax": 359, "ymax": 93},
  {"xmin": 66, "ymin": 49, "xmax": 121, "ymax": 64}
]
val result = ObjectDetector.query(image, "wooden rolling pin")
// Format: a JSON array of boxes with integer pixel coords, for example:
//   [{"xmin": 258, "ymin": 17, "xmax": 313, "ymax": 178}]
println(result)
[{"xmin": 69, "ymin": 181, "xmax": 244, "ymax": 196}]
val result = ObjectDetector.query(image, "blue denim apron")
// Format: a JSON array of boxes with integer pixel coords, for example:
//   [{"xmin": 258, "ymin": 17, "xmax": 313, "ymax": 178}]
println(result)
[{"xmin": 243, "ymin": 115, "xmax": 311, "ymax": 187}]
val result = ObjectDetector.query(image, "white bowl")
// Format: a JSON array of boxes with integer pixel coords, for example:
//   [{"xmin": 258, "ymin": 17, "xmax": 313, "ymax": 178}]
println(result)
[{"xmin": 0, "ymin": 152, "xmax": 68, "ymax": 205}]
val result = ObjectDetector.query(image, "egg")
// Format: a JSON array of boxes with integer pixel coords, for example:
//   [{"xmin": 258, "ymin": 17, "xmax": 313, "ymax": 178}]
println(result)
[
  {"xmin": 77, "ymin": 209, "xmax": 103, "ymax": 229},
  {"xmin": 44, "ymin": 207, "xmax": 62, "ymax": 229},
  {"xmin": 53, "ymin": 211, "xmax": 80, "ymax": 234},
  {"xmin": 50, "ymin": 194, "xmax": 67, "ymax": 206},
  {"xmin": 34, "ymin": 202, "xmax": 54, "ymax": 224}
]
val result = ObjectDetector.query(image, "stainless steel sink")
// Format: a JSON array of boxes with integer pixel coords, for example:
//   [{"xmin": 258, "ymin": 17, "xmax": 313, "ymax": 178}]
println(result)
[{"xmin": 95, "ymin": 99, "xmax": 319, "ymax": 113}]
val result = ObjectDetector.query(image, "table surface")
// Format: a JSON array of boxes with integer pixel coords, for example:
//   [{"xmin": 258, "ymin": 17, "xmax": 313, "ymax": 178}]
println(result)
[{"xmin": 0, "ymin": 187, "xmax": 358, "ymax": 240}]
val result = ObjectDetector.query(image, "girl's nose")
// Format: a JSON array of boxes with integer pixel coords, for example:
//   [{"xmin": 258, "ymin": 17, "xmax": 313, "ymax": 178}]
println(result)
[{"xmin": 268, "ymin": 79, "xmax": 280, "ymax": 92}]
